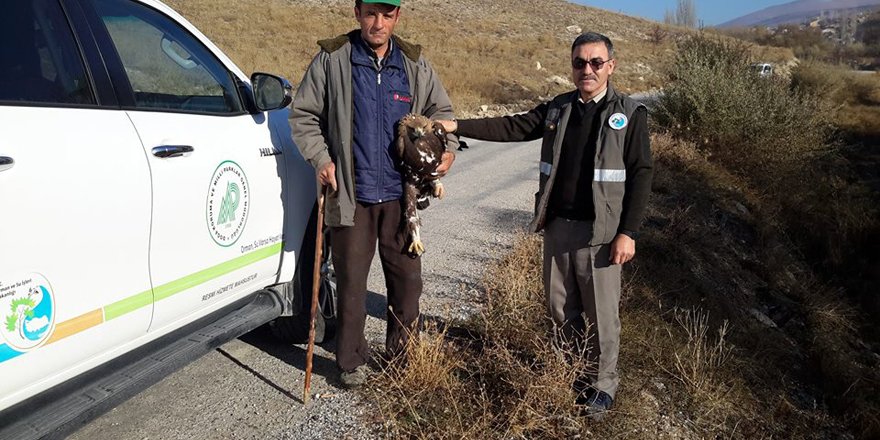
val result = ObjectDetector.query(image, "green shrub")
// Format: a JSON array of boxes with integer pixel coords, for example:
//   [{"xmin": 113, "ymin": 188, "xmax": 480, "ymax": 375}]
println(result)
[
  {"xmin": 655, "ymin": 33, "xmax": 878, "ymax": 295},
  {"xmin": 654, "ymin": 34, "xmax": 835, "ymax": 188}
]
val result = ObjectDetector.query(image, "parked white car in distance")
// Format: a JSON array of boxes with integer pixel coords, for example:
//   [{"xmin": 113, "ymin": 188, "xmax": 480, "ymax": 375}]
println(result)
[{"xmin": 751, "ymin": 62, "xmax": 774, "ymax": 77}]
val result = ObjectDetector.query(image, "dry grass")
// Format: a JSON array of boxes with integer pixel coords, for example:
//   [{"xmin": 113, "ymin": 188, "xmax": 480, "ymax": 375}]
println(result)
[
  {"xmin": 368, "ymin": 130, "xmax": 877, "ymax": 439},
  {"xmin": 791, "ymin": 61, "xmax": 880, "ymax": 138},
  {"xmin": 369, "ymin": 232, "xmax": 757, "ymax": 439},
  {"xmin": 367, "ymin": 236, "xmax": 594, "ymax": 439},
  {"xmin": 668, "ymin": 309, "xmax": 732, "ymax": 399},
  {"xmin": 478, "ymin": 234, "xmax": 547, "ymax": 351}
]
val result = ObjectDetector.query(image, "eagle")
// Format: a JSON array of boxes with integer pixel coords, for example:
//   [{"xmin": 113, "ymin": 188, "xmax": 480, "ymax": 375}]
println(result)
[{"xmin": 396, "ymin": 113, "xmax": 448, "ymax": 256}]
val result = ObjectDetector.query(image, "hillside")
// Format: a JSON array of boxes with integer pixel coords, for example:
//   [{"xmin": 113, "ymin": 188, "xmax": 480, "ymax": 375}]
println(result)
[
  {"xmin": 165, "ymin": 0, "xmax": 789, "ymax": 115},
  {"xmin": 720, "ymin": 0, "xmax": 880, "ymax": 27}
]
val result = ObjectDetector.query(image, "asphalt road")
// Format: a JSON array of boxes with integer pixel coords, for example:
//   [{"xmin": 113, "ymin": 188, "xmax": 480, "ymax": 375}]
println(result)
[{"xmin": 69, "ymin": 136, "xmax": 541, "ymax": 440}]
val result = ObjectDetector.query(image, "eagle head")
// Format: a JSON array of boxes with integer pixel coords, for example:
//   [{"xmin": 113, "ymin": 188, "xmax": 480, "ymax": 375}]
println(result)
[
  {"xmin": 397, "ymin": 113, "xmax": 447, "ymax": 177},
  {"xmin": 401, "ymin": 114, "xmax": 433, "ymax": 141}
]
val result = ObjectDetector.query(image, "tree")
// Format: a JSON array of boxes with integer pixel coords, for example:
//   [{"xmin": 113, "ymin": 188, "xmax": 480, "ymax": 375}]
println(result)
[
  {"xmin": 664, "ymin": 0, "xmax": 697, "ymax": 28},
  {"xmin": 857, "ymin": 10, "xmax": 880, "ymax": 46}
]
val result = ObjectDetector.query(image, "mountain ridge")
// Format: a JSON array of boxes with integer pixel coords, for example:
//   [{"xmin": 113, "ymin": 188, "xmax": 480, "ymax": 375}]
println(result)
[{"xmin": 720, "ymin": 0, "xmax": 880, "ymax": 28}]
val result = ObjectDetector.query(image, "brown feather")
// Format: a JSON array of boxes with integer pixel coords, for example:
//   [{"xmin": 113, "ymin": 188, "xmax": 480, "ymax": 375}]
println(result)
[{"xmin": 396, "ymin": 113, "xmax": 449, "ymax": 256}]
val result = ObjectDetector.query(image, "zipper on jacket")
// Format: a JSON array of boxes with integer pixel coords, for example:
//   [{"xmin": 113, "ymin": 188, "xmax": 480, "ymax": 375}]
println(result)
[{"xmin": 376, "ymin": 65, "xmax": 383, "ymax": 202}]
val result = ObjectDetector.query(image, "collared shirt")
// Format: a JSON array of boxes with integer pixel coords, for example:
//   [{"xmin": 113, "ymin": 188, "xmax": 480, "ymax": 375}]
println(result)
[
  {"xmin": 363, "ymin": 36, "xmax": 393, "ymax": 71},
  {"xmin": 577, "ymin": 86, "xmax": 608, "ymax": 105}
]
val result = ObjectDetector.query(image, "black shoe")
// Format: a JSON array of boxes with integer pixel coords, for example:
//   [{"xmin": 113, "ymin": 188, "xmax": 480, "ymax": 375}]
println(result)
[
  {"xmin": 575, "ymin": 388, "xmax": 613, "ymax": 419},
  {"xmin": 339, "ymin": 365, "xmax": 370, "ymax": 389}
]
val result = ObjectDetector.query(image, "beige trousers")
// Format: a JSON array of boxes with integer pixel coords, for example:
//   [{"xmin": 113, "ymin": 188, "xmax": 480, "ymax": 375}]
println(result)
[{"xmin": 543, "ymin": 217, "xmax": 622, "ymax": 398}]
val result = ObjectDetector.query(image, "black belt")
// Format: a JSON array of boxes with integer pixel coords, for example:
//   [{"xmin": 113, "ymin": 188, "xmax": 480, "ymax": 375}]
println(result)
[{"xmin": 550, "ymin": 205, "xmax": 592, "ymax": 221}]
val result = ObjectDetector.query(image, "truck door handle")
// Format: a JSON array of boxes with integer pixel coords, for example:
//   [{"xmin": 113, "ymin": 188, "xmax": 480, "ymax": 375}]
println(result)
[
  {"xmin": 0, "ymin": 156, "xmax": 13, "ymax": 172},
  {"xmin": 152, "ymin": 145, "xmax": 194, "ymax": 159}
]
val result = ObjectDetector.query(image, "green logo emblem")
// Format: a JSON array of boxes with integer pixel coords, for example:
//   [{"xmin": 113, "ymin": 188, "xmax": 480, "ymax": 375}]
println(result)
[
  {"xmin": 206, "ymin": 161, "xmax": 249, "ymax": 247},
  {"xmin": 217, "ymin": 182, "xmax": 241, "ymax": 225}
]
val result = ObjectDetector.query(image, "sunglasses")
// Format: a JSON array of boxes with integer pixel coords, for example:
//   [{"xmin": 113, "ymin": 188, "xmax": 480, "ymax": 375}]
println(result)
[{"xmin": 572, "ymin": 57, "xmax": 612, "ymax": 70}]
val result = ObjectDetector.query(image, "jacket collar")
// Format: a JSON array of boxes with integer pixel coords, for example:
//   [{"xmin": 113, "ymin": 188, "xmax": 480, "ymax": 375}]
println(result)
[
  {"xmin": 319, "ymin": 30, "xmax": 422, "ymax": 63},
  {"xmin": 350, "ymin": 31, "xmax": 405, "ymax": 70}
]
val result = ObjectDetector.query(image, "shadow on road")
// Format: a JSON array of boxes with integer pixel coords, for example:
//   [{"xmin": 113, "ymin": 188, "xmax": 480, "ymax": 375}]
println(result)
[
  {"xmin": 486, "ymin": 206, "xmax": 533, "ymax": 233},
  {"xmin": 234, "ymin": 326, "xmax": 338, "ymax": 399},
  {"xmin": 231, "ymin": 290, "xmax": 389, "ymax": 397}
]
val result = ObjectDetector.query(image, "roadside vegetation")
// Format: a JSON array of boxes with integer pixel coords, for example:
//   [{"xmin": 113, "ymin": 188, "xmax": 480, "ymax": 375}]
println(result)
[{"xmin": 369, "ymin": 34, "xmax": 880, "ymax": 439}]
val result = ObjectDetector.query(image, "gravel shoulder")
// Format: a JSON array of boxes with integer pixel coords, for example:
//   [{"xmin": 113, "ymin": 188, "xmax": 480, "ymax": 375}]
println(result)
[{"xmin": 70, "ymin": 137, "xmax": 541, "ymax": 440}]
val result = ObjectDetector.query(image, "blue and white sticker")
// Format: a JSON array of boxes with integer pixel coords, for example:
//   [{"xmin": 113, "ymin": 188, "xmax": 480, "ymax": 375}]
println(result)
[{"xmin": 608, "ymin": 113, "xmax": 628, "ymax": 130}]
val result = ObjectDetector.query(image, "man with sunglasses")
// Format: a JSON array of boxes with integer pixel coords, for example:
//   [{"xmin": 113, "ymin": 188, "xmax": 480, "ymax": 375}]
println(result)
[
  {"xmin": 440, "ymin": 32, "xmax": 652, "ymax": 416},
  {"xmin": 290, "ymin": 0, "xmax": 457, "ymax": 388}
]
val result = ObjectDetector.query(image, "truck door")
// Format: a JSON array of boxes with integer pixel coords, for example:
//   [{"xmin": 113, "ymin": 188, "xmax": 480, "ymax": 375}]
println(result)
[
  {"xmin": 88, "ymin": 0, "xmax": 286, "ymax": 332},
  {"xmin": 0, "ymin": 0, "xmax": 152, "ymax": 411}
]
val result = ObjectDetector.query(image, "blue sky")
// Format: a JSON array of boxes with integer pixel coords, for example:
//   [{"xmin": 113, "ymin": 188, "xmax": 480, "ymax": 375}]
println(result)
[{"xmin": 572, "ymin": 0, "xmax": 793, "ymax": 25}]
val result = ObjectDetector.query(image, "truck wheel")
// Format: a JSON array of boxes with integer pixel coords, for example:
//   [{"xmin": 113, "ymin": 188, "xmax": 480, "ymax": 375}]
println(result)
[{"xmin": 268, "ymin": 256, "xmax": 336, "ymax": 344}]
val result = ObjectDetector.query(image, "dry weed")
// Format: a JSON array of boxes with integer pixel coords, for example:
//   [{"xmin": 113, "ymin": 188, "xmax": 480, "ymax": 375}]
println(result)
[
  {"xmin": 668, "ymin": 308, "xmax": 731, "ymax": 396},
  {"xmin": 480, "ymin": 233, "xmax": 548, "ymax": 353},
  {"xmin": 369, "ymin": 321, "xmax": 478, "ymax": 438}
]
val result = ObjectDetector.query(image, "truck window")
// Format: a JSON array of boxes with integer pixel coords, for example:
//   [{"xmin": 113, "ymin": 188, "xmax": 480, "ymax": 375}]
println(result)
[
  {"xmin": 0, "ymin": 0, "xmax": 95, "ymax": 105},
  {"xmin": 92, "ymin": 0, "xmax": 243, "ymax": 114}
]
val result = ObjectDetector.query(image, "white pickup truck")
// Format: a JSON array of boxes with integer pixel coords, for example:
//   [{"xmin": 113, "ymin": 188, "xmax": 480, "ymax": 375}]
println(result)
[{"xmin": 0, "ymin": 0, "xmax": 333, "ymax": 438}]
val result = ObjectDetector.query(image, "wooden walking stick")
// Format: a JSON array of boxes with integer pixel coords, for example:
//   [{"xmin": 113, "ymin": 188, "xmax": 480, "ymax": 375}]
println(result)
[{"xmin": 303, "ymin": 185, "xmax": 326, "ymax": 405}]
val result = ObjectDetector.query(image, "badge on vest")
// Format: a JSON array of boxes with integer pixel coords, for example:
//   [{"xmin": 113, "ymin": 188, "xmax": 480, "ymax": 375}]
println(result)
[{"xmin": 608, "ymin": 113, "xmax": 628, "ymax": 130}]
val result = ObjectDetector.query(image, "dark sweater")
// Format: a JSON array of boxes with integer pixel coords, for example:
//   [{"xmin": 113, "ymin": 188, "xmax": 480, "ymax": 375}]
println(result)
[{"xmin": 551, "ymin": 98, "xmax": 603, "ymax": 220}]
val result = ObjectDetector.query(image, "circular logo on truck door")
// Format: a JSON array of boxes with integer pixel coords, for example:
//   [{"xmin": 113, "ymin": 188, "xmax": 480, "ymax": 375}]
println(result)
[
  {"xmin": 206, "ymin": 161, "xmax": 250, "ymax": 247},
  {"xmin": 1, "ymin": 273, "xmax": 56, "ymax": 351}
]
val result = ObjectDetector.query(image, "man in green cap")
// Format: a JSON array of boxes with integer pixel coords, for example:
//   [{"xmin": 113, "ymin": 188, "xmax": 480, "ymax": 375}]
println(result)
[{"xmin": 291, "ymin": 0, "xmax": 457, "ymax": 388}]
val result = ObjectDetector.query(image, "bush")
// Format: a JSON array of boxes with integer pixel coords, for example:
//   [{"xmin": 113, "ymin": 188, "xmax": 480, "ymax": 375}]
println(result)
[{"xmin": 654, "ymin": 34, "xmax": 835, "ymax": 188}]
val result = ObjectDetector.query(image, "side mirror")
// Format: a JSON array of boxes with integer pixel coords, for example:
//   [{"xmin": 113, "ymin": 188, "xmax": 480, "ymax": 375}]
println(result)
[{"xmin": 251, "ymin": 72, "xmax": 293, "ymax": 112}]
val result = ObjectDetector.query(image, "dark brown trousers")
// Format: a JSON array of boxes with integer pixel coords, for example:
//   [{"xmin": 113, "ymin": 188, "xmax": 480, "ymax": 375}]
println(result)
[{"xmin": 330, "ymin": 201, "xmax": 422, "ymax": 372}]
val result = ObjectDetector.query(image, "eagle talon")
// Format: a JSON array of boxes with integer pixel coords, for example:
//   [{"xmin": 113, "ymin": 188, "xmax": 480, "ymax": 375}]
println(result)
[
  {"xmin": 408, "ymin": 240, "xmax": 425, "ymax": 256},
  {"xmin": 432, "ymin": 181, "xmax": 445, "ymax": 199}
]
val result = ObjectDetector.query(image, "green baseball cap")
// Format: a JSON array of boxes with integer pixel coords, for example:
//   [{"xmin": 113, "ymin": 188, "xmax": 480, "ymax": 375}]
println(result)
[{"xmin": 362, "ymin": 0, "xmax": 401, "ymax": 6}]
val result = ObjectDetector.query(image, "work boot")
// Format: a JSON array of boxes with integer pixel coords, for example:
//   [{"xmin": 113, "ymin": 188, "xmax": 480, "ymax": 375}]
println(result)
[
  {"xmin": 575, "ymin": 388, "xmax": 614, "ymax": 420},
  {"xmin": 339, "ymin": 365, "xmax": 370, "ymax": 389}
]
